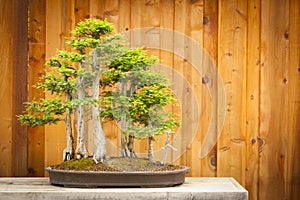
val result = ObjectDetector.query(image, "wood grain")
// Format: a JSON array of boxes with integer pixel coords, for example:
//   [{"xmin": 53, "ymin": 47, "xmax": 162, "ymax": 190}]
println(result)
[
  {"xmin": 75, "ymin": 0, "xmax": 90, "ymax": 23},
  {"xmin": 28, "ymin": 0, "xmax": 46, "ymax": 177},
  {"xmin": 45, "ymin": 0, "xmax": 67, "ymax": 169},
  {"xmin": 186, "ymin": 0, "xmax": 204, "ymax": 177},
  {"xmin": 159, "ymin": 0, "xmax": 175, "ymax": 163},
  {"xmin": 288, "ymin": 0, "xmax": 300, "ymax": 199},
  {"xmin": 217, "ymin": 0, "xmax": 247, "ymax": 185},
  {"xmin": 0, "ymin": 177, "xmax": 248, "ymax": 200},
  {"xmin": 202, "ymin": 0, "xmax": 218, "ymax": 177},
  {"xmin": 0, "ymin": 0, "xmax": 30, "ymax": 177},
  {"xmin": 11, "ymin": 0, "xmax": 29, "ymax": 176},
  {"xmin": 118, "ymin": 0, "xmax": 131, "ymax": 33},
  {"xmin": 260, "ymin": 0, "xmax": 290, "ymax": 199},
  {"xmin": 173, "ymin": 0, "xmax": 190, "ymax": 171},
  {"xmin": 245, "ymin": 0, "xmax": 260, "ymax": 199},
  {"xmin": 0, "ymin": 0, "xmax": 13, "ymax": 177}
]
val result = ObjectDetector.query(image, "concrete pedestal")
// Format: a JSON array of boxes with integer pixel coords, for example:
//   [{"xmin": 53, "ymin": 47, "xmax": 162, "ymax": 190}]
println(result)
[{"xmin": 0, "ymin": 177, "xmax": 247, "ymax": 200}]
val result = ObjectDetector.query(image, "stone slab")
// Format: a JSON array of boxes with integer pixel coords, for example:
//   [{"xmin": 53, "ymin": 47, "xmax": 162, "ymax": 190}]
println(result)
[{"xmin": 0, "ymin": 177, "xmax": 248, "ymax": 200}]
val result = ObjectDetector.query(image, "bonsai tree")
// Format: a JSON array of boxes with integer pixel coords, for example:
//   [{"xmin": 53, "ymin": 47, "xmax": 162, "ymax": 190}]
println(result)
[
  {"xmin": 100, "ymin": 48, "xmax": 179, "ymax": 162},
  {"xmin": 19, "ymin": 19, "xmax": 125, "ymax": 163},
  {"xmin": 19, "ymin": 19, "xmax": 179, "ymax": 165},
  {"xmin": 18, "ymin": 50, "xmax": 79, "ymax": 161},
  {"xmin": 67, "ymin": 19, "xmax": 127, "ymax": 163}
]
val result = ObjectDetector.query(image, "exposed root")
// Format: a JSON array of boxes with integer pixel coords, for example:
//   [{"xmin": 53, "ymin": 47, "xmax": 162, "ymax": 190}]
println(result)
[
  {"xmin": 93, "ymin": 154, "xmax": 107, "ymax": 164},
  {"xmin": 63, "ymin": 148, "xmax": 74, "ymax": 161}
]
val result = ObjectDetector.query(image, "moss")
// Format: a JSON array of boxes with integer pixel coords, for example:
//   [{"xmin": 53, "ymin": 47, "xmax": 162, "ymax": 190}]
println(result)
[
  {"xmin": 52, "ymin": 157, "xmax": 183, "ymax": 172},
  {"xmin": 54, "ymin": 158, "xmax": 94, "ymax": 170}
]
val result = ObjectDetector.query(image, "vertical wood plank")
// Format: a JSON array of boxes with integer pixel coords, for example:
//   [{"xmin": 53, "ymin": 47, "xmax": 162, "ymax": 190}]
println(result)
[
  {"xmin": 89, "ymin": 0, "xmax": 104, "ymax": 20},
  {"xmin": 173, "ymin": 0, "xmax": 205, "ymax": 177},
  {"xmin": 102, "ymin": 0, "xmax": 119, "ymax": 30},
  {"xmin": 75, "ymin": 0, "xmax": 90, "ymax": 23},
  {"xmin": 202, "ymin": 0, "xmax": 218, "ymax": 177},
  {"xmin": 217, "ymin": 0, "xmax": 247, "ymax": 186},
  {"xmin": 159, "ymin": 0, "xmax": 174, "ymax": 163},
  {"xmin": 187, "ymin": 0, "xmax": 204, "ymax": 177},
  {"xmin": 245, "ymin": 0, "xmax": 260, "ymax": 199},
  {"xmin": 118, "ymin": 0, "xmax": 131, "ymax": 33},
  {"xmin": 288, "ymin": 0, "xmax": 300, "ymax": 199},
  {"xmin": 0, "ymin": 0, "xmax": 13, "ymax": 177},
  {"xmin": 130, "ymin": 0, "xmax": 161, "ymax": 57},
  {"xmin": 45, "ymin": 0, "xmax": 66, "ymax": 169},
  {"xmin": 62, "ymin": 0, "xmax": 75, "ymax": 48},
  {"xmin": 173, "ymin": 0, "xmax": 192, "ymax": 173},
  {"xmin": 260, "ymin": 0, "xmax": 290, "ymax": 199},
  {"xmin": 11, "ymin": 0, "xmax": 29, "ymax": 176},
  {"xmin": 28, "ymin": 0, "xmax": 46, "ymax": 177}
]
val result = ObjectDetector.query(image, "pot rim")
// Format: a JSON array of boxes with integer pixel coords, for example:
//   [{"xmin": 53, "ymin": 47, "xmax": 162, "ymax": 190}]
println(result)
[{"xmin": 45, "ymin": 165, "xmax": 190, "ymax": 175}]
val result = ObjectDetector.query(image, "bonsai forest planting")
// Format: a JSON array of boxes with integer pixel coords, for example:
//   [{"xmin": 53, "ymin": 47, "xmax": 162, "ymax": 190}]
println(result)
[{"xmin": 18, "ymin": 19, "xmax": 183, "ymax": 175}]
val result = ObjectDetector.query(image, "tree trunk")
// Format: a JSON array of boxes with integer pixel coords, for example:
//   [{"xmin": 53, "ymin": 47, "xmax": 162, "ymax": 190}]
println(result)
[
  {"xmin": 128, "ymin": 134, "xmax": 137, "ymax": 158},
  {"xmin": 148, "ymin": 136, "xmax": 154, "ymax": 162},
  {"xmin": 120, "ymin": 79, "xmax": 129, "ymax": 157},
  {"xmin": 121, "ymin": 135, "xmax": 130, "ymax": 157},
  {"xmin": 75, "ymin": 75, "xmax": 88, "ymax": 159},
  {"xmin": 63, "ymin": 93, "xmax": 74, "ymax": 161},
  {"xmin": 161, "ymin": 131, "xmax": 177, "ymax": 165},
  {"xmin": 92, "ymin": 50, "xmax": 106, "ymax": 163}
]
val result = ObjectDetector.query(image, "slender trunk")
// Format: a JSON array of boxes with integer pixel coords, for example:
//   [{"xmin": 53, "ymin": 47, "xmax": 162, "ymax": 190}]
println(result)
[
  {"xmin": 121, "ymin": 135, "xmax": 130, "ymax": 157},
  {"xmin": 161, "ymin": 131, "xmax": 171, "ymax": 165},
  {"xmin": 161, "ymin": 131, "xmax": 177, "ymax": 165},
  {"xmin": 128, "ymin": 134, "xmax": 137, "ymax": 158},
  {"xmin": 148, "ymin": 136, "xmax": 154, "ymax": 162},
  {"xmin": 147, "ymin": 120, "xmax": 155, "ymax": 162},
  {"xmin": 161, "ymin": 133, "xmax": 170, "ymax": 165},
  {"xmin": 120, "ymin": 79, "xmax": 130, "ymax": 157},
  {"xmin": 76, "ymin": 74, "xmax": 88, "ymax": 159},
  {"xmin": 92, "ymin": 50, "xmax": 106, "ymax": 163},
  {"xmin": 63, "ymin": 93, "xmax": 74, "ymax": 161}
]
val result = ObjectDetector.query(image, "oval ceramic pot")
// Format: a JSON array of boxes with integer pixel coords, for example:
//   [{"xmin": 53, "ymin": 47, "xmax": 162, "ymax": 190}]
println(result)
[{"xmin": 45, "ymin": 166, "xmax": 189, "ymax": 188}]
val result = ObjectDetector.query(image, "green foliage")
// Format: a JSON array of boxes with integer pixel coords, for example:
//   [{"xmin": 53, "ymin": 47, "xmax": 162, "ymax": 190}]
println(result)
[
  {"xmin": 18, "ymin": 98, "xmax": 69, "ymax": 127},
  {"xmin": 93, "ymin": 34, "xmax": 127, "ymax": 69},
  {"xmin": 67, "ymin": 37, "xmax": 101, "ymax": 51},
  {"xmin": 72, "ymin": 19, "xmax": 114, "ymax": 39},
  {"xmin": 127, "ymin": 84, "xmax": 180, "ymax": 139},
  {"xmin": 129, "ymin": 85, "xmax": 176, "ymax": 121},
  {"xmin": 35, "ymin": 73, "xmax": 77, "ymax": 95},
  {"xmin": 47, "ymin": 50, "xmax": 84, "ymax": 67},
  {"xmin": 101, "ymin": 48, "xmax": 157, "ymax": 87},
  {"xmin": 100, "ymin": 47, "xmax": 180, "ymax": 140},
  {"xmin": 67, "ymin": 19, "xmax": 115, "ymax": 52},
  {"xmin": 109, "ymin": 48, "xmax": 157, "ymax": 71},
  {"xmin": 18, "ymin": 19, "xmax": 120, "ymax": 128}
]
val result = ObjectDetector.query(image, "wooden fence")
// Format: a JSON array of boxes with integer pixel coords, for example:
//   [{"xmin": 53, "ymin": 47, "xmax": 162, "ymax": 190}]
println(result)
[{"xmin": 0, "ymin": 0, "xmax": 299, "ymax": 199}]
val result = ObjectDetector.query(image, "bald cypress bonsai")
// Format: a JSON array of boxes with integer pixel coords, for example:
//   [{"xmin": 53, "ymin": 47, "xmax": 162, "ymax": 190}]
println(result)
[{"xmin": 18, "ymin": 19, "xmax": 179, "ymax": 167}]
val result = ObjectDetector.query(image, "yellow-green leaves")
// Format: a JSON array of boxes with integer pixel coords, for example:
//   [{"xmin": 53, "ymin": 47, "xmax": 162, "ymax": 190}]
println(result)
[{"xmin": 72, "ymin": 18, "xmax": 114, "ymax": 39}]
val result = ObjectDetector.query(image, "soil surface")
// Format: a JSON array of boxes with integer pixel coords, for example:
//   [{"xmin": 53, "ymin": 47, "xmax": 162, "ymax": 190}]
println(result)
[{"xmin": 51, "ymin": 157, "xmax": 183, "ymax": 172}]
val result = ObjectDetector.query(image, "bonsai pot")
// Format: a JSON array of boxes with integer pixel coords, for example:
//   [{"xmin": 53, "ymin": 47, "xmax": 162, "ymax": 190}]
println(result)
[{"xmin": 45, "ymin": 166, "xmax": 189, "ymax": 188}]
